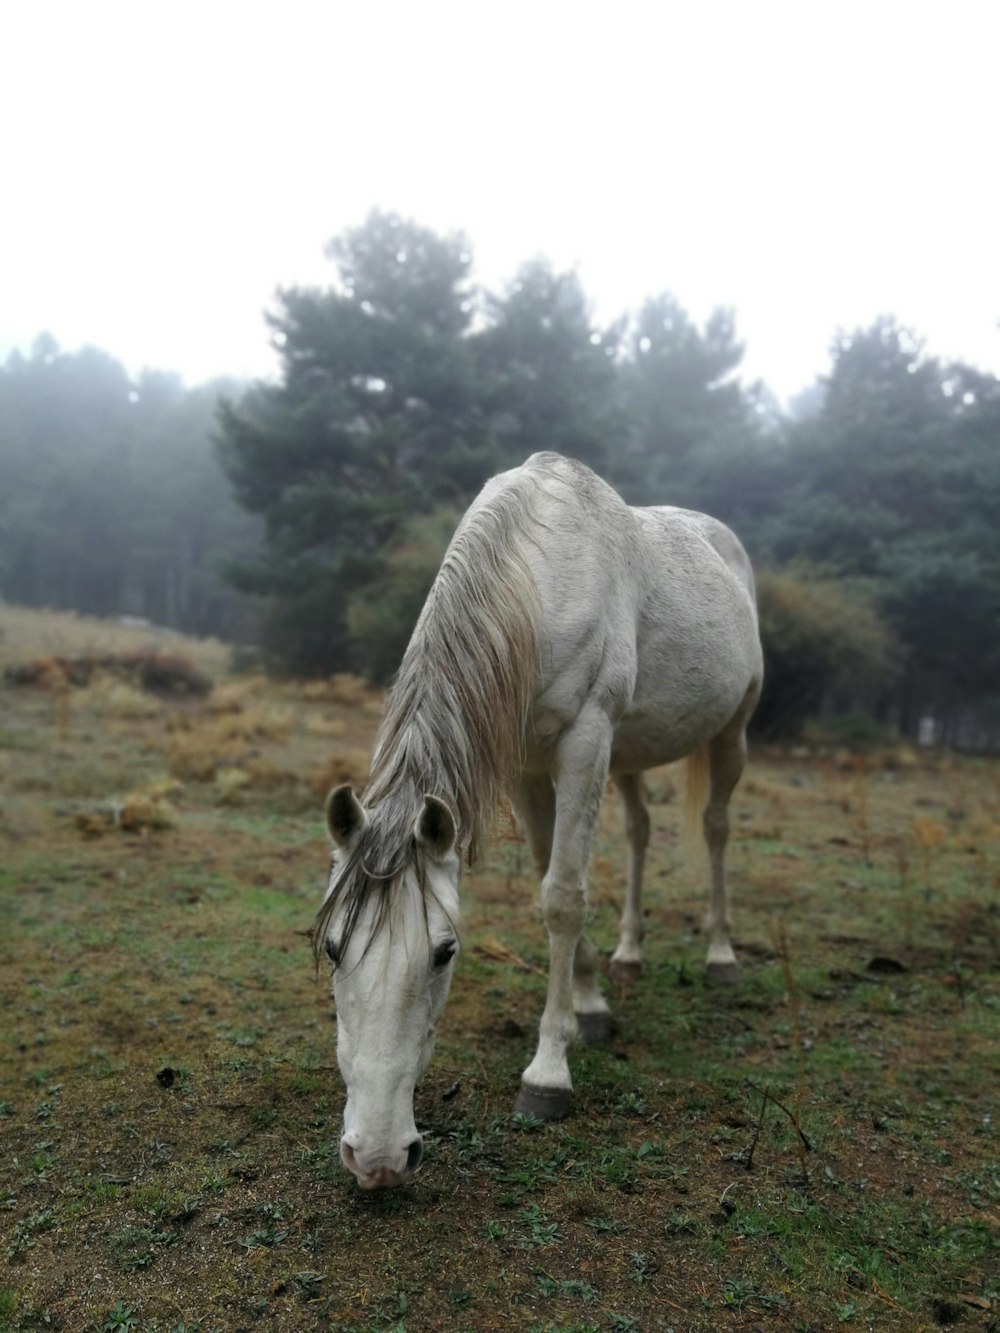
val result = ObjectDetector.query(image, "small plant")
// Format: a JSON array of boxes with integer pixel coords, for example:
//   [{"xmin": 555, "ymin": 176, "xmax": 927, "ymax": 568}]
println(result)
[
  {"xmin": 111, "ymin": 1224, "xmax": 171, "ymax": 1272},
  {"xmin": 723, "ymin": 1277, "xmax": 754, "ymax": 1307},
  {"xmin": 913, "ymin": 815, "xmax": 946, "ymax": 895},
  {"xmin": 510, "ymin": 1111, "xmax": 546, "ymax": 1132},
  {"xmin": 292, "ymin": 1272, "xmax": 324, "ymax": 1301},
  {"xmin": 537, "ymin": 1276, "xmax": 597, "ymax": 1301},
  {"xmin": 515, "ymin": 1202, "xmax": 563, "ymax": 1249},
  {"xmin": 102, "ymin": 1303, "xmax": 136, "ymax": 1332},
  {"xmin": 629, "ymin": 1251, "xmax": 658, "ymax": 1286},
  {"xmin": 239, "ymin": 1201, "xmax": 290, "ymax": 1250},
  {"xmin": 851, "ymin": 755, "xmax": 872, "ymax": 864},
  {"xmin": 6, "ymin": 1209, "xmax": 55, "ymax": 1261}
]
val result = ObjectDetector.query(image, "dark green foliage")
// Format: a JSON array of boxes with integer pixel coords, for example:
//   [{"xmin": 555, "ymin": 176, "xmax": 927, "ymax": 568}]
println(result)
[
  {"xmin": 615, "ymin": 294, "xmax": 766, "ymax": 511},
  {"xmin": 216, "ymin": 211, "xmax": 490, "ymax": 675},
  {"xmin": 345, "ymin": 507, "xmax": 461, "ymax": 683},
  {"xmin": 217, "ymin": 218, "xmax": 626, "ymax": 676},
  {"xmin": 753, "ymin": 571, "xmax": 899, "ymax": 739},
  {"xmin": 476, "ymin": 261, "xmax": 622, "ymax": 473},
  {"xmin": 748, "ymin": 318, "xmax": 1000, "ymax": 737}
]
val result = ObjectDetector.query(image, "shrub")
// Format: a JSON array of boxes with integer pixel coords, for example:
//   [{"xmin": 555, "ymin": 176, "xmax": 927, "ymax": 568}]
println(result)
[
  {"xmin": 5, "ymin": 650, "xmax": 211, "ymax": 696},
  {"xmin": 754, "ymin": 570, "xmax": 899, "ymax": 739}
]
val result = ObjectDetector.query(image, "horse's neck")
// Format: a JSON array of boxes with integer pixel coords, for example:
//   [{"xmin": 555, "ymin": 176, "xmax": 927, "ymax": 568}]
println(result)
[
  {"xmin": 367, "ymin": 686, "xmax": 497, "ymax": 865},
  {"xmin": 368, "ymin": 482, "xmax": 541, "ymax": 860}
]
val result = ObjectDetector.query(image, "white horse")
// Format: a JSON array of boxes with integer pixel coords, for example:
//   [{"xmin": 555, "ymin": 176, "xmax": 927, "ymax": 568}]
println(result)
[{"xmin": 313, "ymin": 452, "xmax": 762, "ymax": 1189}]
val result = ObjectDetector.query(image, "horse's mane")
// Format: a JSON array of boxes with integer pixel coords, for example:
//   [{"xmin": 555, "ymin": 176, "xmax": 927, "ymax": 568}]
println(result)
[{"xmin": 311, "ymin": 471, "xmax": 543, "ymax": 963}]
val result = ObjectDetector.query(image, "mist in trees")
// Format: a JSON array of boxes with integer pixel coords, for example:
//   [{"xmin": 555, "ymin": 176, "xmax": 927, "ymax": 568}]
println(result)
[
  {"xmin": 742, "ymin": 320, "xmax": 1000, "ymax": 741},
  {"xmin": 0, "ymin": 335, "xmax": 259, "ymax": 640},
  {"xmin": 4, "ymin": 209, "xmax": 998, "ymax": 744}
]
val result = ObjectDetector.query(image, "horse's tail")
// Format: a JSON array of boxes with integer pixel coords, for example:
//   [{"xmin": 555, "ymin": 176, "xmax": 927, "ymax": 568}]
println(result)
[{"xmin": 681, "ymin": 744, "xmax": 710, "ymax": 862}]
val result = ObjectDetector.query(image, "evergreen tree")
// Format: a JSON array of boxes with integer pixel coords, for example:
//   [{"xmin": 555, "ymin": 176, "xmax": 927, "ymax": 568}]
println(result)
[
  {"xmin": 476, "ymin": 261, "xmax": 622, "ymax": 475},
  {"xmin": 754, "ymin": 319, "xmax": 1000, "ymax": 735},
  {"xmin": 614, "ymin": 294, "xmax": 769, "ymax": 516},
  {"xmin": 217, "ymin": 211, "xmax": 490, "ymax": 674}
]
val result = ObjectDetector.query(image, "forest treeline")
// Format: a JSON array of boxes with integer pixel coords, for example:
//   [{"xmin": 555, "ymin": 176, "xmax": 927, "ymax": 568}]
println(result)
[
  {"xmin": 2, "ymin": 211, "xmax": 998, "ymax": 743},
  {"xmin": 0, "ymin": 337, "xmax": 259, "ymax": 641}
]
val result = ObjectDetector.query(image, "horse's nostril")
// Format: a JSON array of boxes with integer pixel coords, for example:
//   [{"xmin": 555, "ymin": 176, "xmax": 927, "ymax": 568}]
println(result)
[{"xmin": 405, "ymin": 1138, "xmax": 423, "ymax": 1173}]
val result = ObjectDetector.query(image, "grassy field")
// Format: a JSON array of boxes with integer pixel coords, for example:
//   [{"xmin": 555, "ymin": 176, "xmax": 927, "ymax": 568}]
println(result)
[{"xmin": 1, "ymin": 606, "xmax": 997, "ymax": 1332}]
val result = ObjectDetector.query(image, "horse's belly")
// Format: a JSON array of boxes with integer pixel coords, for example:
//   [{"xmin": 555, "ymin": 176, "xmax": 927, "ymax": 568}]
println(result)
[{"xmin": 610, "ymin": 700, "xmax": 737, "ymax": 771}]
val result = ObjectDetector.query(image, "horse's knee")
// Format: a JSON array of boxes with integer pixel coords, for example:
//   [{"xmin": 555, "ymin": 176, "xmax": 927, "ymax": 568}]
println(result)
[
  {"xmin": 703, "ymin": 804, "xmax": 729, "ymax": 846},
  {"xmin": 540, "ymin": 875, "xmax": 584, "ymax": 938}
]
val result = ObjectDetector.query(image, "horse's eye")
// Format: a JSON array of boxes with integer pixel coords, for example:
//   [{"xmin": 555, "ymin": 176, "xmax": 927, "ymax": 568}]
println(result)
[
  {"xmin": 433, "ymin": 940, "xmax": 457, "ymax": 969},
  {"xmin": 325, "ymin": 938, "xmax": 340, "ymax": 966}
]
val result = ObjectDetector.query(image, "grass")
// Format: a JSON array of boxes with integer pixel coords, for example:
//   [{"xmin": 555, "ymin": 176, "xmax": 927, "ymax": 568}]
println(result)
[{"xmin": 0, "ymin": 607, "xmax": 998, "ymax": 1330}]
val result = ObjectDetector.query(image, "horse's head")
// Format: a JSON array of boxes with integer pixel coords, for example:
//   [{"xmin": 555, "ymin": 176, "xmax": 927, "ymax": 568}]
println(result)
[{"xmin": 319, "ymin": 785, "xmax": 460, "ymax": 1189}]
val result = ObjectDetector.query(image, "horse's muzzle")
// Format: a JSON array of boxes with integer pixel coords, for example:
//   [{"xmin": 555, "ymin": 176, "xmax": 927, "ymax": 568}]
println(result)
[{"xmin": 341, "ymin": 1136, "xmax": 423, "ymax": 1188}]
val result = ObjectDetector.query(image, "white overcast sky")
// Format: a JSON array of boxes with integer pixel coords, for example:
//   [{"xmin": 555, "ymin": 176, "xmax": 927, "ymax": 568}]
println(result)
[{"xmin": 2, "ymin": 0, "xmax": 997, "ymax": 403}]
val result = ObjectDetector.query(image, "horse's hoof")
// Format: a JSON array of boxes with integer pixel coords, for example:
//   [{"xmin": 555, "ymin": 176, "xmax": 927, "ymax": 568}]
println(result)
[
  {"xmin": 514, "ymin": 1083, "xmax": 572, "ymax": 1121},
  {"xmin": 706, "ymin": 961, "xmax": 741, "ymax": 986},
  {"xmin": 609, "ymin": 958, "xmax": 642, "ymax": 984},
  {"xmin": 576, "ymin": 1011, "xmax": 614, "ymax": 1044}
]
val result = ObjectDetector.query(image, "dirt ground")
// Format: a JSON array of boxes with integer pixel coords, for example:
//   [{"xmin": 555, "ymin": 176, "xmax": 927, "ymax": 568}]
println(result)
[{"xmin": 1, "ymin": 608, "xmax": 997, "ymax": 1331}]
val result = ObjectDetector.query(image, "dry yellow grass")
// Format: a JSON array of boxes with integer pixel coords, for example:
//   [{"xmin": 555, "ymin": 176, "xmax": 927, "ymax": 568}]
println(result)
[
  {"xmin": 0, "ymin": 602, "xmax": 231, "ymax": 676},
  {"xmin": 304, "ymin": 749, "xmax": 371, "ymax": 799},
  {"xmin": 73, "ymin": 674, "xmax": 163, "ymax": 719},
  {"xmin": 206, "ymin": 676, "xmax": 271, "ymax": 713}
]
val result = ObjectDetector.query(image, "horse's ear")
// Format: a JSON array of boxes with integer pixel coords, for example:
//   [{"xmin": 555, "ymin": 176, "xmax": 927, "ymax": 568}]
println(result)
[
  {"xmin": 415, "ymin": 795, "xmax": 457, "ymax": 860},
  {"xmin": 325, "ymin": 785, "xmax": 368, "ymax": 850}
]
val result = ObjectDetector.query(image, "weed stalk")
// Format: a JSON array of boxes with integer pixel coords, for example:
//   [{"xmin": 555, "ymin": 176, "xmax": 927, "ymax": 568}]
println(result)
[
  {"xmin": 852, "ymin": 756, "xmax": 871, "ymax": 866},
  {"xmin": 773, "ymin": 923, "xmax": 811, "ymax": 1184}
]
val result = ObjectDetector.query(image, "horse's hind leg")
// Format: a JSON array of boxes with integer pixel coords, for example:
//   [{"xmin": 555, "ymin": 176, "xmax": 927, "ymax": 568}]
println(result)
[
  {"xmin": 703, "ymin": 719, "xmax": 749, "ymax": 986},
  {"xmin": 609, "ymin": 772, "xmax": 649, "ymax": 983},
  {"xmin": 573, "ymin": 933, "xmax": 614, "ymax": 1044}
]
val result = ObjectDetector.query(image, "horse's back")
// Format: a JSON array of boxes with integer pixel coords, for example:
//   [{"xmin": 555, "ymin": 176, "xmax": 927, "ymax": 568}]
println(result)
[{"xmin": 490, "ymin": 455, "xmax": 761, "ymax": 771}]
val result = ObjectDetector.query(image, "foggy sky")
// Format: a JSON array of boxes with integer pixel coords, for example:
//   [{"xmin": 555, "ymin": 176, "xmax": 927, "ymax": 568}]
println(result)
[{"xmin": 3, "ymin": 0, "xmax": 997, "ymax": 402}]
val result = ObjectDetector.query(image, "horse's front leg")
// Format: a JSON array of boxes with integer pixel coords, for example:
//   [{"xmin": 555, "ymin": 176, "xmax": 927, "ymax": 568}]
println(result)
[{"xmin": 516, "ymin": 709, "xmax": 612, "ymax": 1120}]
